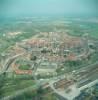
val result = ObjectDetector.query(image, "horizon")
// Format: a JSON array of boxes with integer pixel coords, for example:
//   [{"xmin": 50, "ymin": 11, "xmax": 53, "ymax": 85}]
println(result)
[{"xmin": 0, "ymin": 0, "xmax": 97, "ymax": 18}]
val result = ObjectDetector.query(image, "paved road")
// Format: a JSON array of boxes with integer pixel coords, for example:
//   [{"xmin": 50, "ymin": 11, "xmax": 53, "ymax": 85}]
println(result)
[{"xmin": 0, "ymin": 53, "xmax": 24, "ymax": 75}]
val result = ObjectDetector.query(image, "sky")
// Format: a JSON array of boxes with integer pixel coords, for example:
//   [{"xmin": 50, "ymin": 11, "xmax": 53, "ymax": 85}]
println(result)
[{"xmin": 0, "ymin": 0, "xmax": 97, "ymax": 17}]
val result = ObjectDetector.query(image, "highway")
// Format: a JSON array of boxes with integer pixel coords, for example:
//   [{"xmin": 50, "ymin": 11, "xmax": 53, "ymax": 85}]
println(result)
[{"xmin": 0, "ymin": 53, "xmax": 24, "ymax": 75}]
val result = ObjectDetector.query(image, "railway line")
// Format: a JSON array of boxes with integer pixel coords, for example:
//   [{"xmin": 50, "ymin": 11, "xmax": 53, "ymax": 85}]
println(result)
[{"xmin": 49, "ymin": 62, "xmax": 98, "ymax": 100}]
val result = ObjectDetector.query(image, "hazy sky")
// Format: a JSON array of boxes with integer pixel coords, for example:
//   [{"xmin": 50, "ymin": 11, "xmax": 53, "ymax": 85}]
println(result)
[{"xmin": 0, "ymin": 0, "xmax": 97, "ymax": 17}]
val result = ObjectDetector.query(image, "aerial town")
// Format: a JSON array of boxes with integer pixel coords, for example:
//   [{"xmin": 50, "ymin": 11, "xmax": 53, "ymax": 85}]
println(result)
[
  {"xmin": 0, "ymin": 25, "xmax": 98, "ymax": 100},
  {"xmin": 0, "ymin": 0, "xmax": 97, "ymax": 99}
]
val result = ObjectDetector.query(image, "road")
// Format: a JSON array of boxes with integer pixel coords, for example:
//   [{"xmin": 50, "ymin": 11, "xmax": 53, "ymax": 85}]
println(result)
[{"xmin": 0, "ymin": 53, "xmax": 24, "ymax": 75}]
